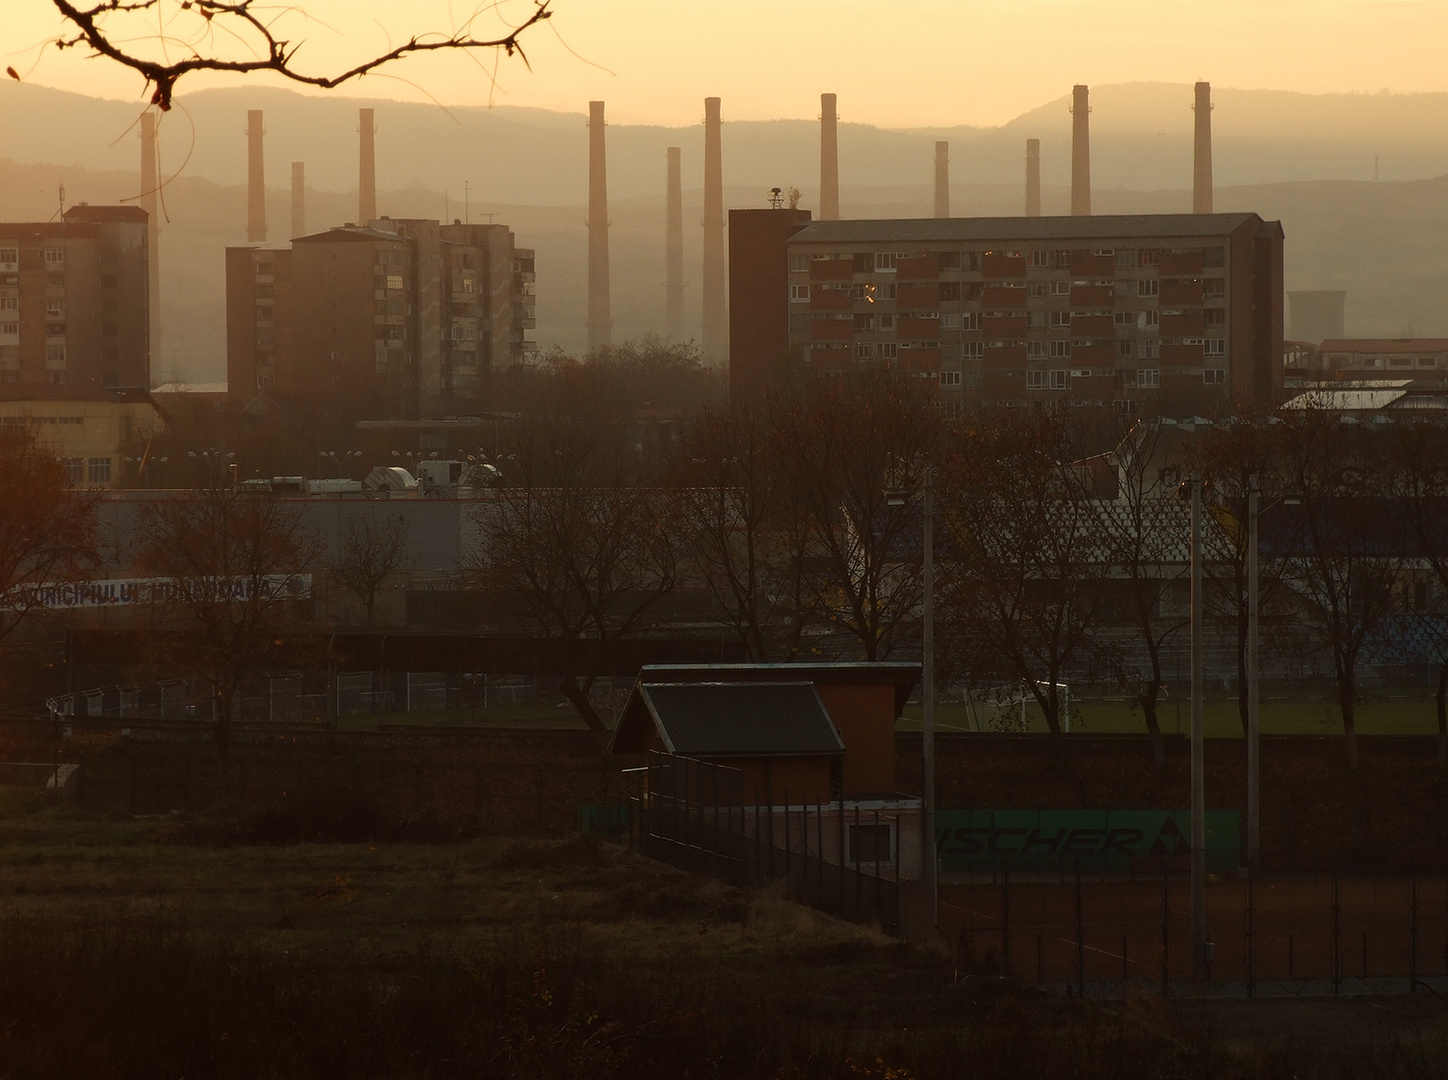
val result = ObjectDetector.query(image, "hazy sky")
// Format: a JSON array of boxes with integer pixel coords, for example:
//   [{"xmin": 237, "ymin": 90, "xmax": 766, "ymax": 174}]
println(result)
[{"xmin": 9, "ymin": 0, "xmax": 1448, "ymax": 127}]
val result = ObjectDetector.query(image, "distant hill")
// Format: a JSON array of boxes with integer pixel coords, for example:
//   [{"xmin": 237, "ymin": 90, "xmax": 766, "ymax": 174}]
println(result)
[{"xmin": 2, "ymin": 81, "xmax": 1447, "ymax": 384}]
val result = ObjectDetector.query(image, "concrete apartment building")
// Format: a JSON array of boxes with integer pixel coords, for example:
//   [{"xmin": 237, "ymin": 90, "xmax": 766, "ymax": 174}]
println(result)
[
  {"xmin": 226, "ymin": 218, "xmax": 535, "ymax": 419},
  {"xmin": 731, "ymin": 211, "xmax": 1284, "ymax": 414},
  {"xmin": 0, "ymin": 204, "xmax": 150, "ymax": 391},
  {"xmin": 0, "ymin": 383, "xmax": 162, "ymax": 488}
]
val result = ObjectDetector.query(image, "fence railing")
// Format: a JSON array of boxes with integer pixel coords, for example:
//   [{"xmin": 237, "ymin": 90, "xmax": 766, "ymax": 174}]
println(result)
[
  {"xmin": 636, "ymin": 751, "xmax": 903, "ymax": 936},
  {"xmin": 945, "ymin": 860, "xmax": 1448, "ymax": 996}
]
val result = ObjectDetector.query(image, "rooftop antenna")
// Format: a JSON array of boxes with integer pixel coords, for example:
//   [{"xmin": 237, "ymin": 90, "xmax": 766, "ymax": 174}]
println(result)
[
  {"xmin": 768, "ymin": 187, "xmax": 784, "ymax": 209},
  {"xmin": 53, "ymin": 183, "xmax": 66, "ymax": 221}
]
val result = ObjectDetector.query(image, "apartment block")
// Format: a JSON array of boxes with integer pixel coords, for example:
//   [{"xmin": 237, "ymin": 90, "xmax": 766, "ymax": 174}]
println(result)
[
  {"xmin": 226, "ymin": 217, "xmax": 535, "ymax": 418},
  {"xmin": 0, "ymin": 204, "xmax": 150, "ymax": 390},
  {"xmin": 747, "ymin": 214, "xmax": 1284, "ymax": 414}
]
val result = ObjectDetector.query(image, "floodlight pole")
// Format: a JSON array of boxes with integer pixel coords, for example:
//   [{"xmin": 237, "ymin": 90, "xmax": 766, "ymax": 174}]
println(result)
[
  {"xmin": 1191, "ymin": 470, "xmax": 1207, "ymax": 979},
  {"xmin": 1247, "ymin": 474, "xmax": 1260, "ymax": 877},
  {"xmin": 922, "ymin": 464, "xmax": 938, "ymax": 933}
]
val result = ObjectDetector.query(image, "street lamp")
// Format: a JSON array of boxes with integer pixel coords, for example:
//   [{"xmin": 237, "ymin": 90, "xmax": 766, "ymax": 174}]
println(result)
[{"xmin": 887, "ymin": 464, "xmax": 936, "ymax": 935}]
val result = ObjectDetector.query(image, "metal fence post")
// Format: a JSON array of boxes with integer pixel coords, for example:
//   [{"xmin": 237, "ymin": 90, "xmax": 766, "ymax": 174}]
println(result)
[
  {"xmin": 1002, "ymin": 854, "xmax": 1011, "ymax": 977},
  {"xmin": 1332, "ymin": 873, "xmax": 1342, "ymax": 995},
  {"xmin": 1247, "ymin": 866, "xmax": 1256, "ymax": 998},
  {"xmin": 853, "ymin": 803, "xmax": 862, "ymax": 919},
  {"xmin": 1162, "ymin": 861, "xmax": 1170, "ymax": 997},
  {"xmin": 1076, "ymin": 860, "xmax": 1085, "ymax": 996},
  {"xmin": 784, "ymin": 789, "xmax": 792, "ymax": 881},
  {"xmin": 1411, "ymin": 855, "xmax": 1419, "ymax": 994}
]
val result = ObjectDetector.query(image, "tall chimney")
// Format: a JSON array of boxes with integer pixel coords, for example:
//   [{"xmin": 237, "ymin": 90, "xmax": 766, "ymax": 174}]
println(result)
[
  {"xmin": 246, "ymin": 109, "xmax": 265, "ymax": 242},
  {"xmin": 359, "ymin": 107, "xmax": 376, "ymax": 225},
  {"xmin": 1070, "ymin": 85, "xmax": 1091, "ymax": 216},
  {"xmin": 933, "ymin": 141, "xmax": 950, "ymax": 218},
  {"xmin": 140, "ymin": 111, "xmax": 160, "ymax": 379},
  {"xmin": 291, "ymin": 162, "xmax": 306, "ymax": 238},
  {"xmin": 1193, "ymin": 81, "xmax": 1213, "ymax": 214},
  {"xmin": 702, "ymin": 97, "xmax": 726, "ymax": 359},
  {"xmin": 587, "ymin": 100, "xmax": 611, "ymax": 352},
  {"xmin": 666, "ymin": 146, "xmax": 684, "ymax": 341},
  {"xmin": 820, "ymin": 92, "xmax": 840, "ymax": 220},
  {"xmin": 1025, "ymin": 139, "xmax": 1041, "ymax": 216}
]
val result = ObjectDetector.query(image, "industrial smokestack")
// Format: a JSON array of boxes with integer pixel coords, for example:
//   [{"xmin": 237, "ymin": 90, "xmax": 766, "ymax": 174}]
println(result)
[
  {"xmin": 820, "ymin": 92, "xmax": 840, "ymax": 220},
  {"xmin": 140, "ymin": 111, "xmax": 160, "ymax": 377},
  {"xmin": 1070, "ymin": 85, "xmax": 1091, "ymax": 216},
  {"xmin": 666, "ymin": 147, "xmax": 684, "ymax": 341},
  {"xmin": 359, "ymin": 108, "xmax": 376, "ymax": 225},
  {"xmin": 246, "ymin": 109, "xmax": 265, "ymax": 242},
  {"xmin": 933, "ymin": 141, "xmax": 949, "ymax": 218},
  {"xmin": 587, "ymin": 100, "xmax": 611, "ymax": 352},
  {"xmin": 1193, "ymin": 81, "xmax": 1213, "ymax": 214},
  {"xmin": 702, "ymin": 97, "xmax": 726, "ymax": 359},
  {"xmin": 1025, "ymin": 139, "xmax": 1041, "ymax": 217},
  {"xmin": 291, "ymin": 162, "xmax": 306, "ymax": 239}
]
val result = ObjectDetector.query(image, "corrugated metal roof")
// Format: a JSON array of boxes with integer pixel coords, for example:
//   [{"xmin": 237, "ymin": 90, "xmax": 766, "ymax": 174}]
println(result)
[
  {"xmin": 1281, "ymin": 389, "xmax": 1409, "ymax": 411},
  {"xmin": 641, "ymin": 681, "xmax": 845, "ymax": 758},
  {"xmin": 1319, "ymin": 339, "xmax": 1448, "ymax": 353},
  {"xmin": 789, "ymin": 213, "xmax": 1263, "ymax": 245}
]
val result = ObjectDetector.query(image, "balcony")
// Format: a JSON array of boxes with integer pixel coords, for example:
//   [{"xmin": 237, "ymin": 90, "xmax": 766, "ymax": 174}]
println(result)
[
  {"xmin": 1161, "ymin": 280, "xmax": 1204, "ymax": 305},
  {"xmin": 983, "ymin": 345, "xmax": 1027, "ymax": 370},
  {"xmin": 1069, "ymin": 344, "xmax": 1115, "ymax": 365},
  {"xmin": 897, "ymin": 284, "xmax": 939, "ymax": 309},
  {"xmin": 983, "ymin": 315, "xmax": 1028, "ymax": 337},
  {"xmin": 1069, "ymin": 285, "xmax": 1114, "ymax": 307},
  {"xmin": 982, "ymin": 285, "xmax": 1027, "ymax": 307},
  {"xmin": 897, "ymin": 255, "xmax": 940, "ymax": 281},
  {"xmin": 982, "ymin": 253, "xmax": 1027, "ymax": 278},
  {"xmin": 897, "ymin": 316, "xmax": 940, "ymax": 339},
  {"xmin": 1158, "ymin": 251, "xmax": 1205, "ymax": 275},
  {"xmin": 1162, "ymin": 343, "xmax": 1204, "ymax": 366},
  {"xmin": 1070, "ymin": 315, "xmax": 1114, "ymax": 338},
  {"xmin": 810, "ymin": 287, "xmax": 852, "ymax": 312},
  {"xmin": 810, "ymin": 258, "xmax": 853, "ymax": 283},
  {"xmin": 1068, "ymin": 253, "xmax": 1115, "ymax": 277},
  {"xmin": 1161, "ymin": 312, "xmax": 1206, "ymax": 337},
  {"xmin": 810, "ymin": 319, "xmax": 853, "ymax": 342}
]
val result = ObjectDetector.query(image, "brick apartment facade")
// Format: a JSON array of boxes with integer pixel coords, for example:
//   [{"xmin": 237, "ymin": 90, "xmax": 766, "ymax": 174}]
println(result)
[
  {"xmin": 0, "ymin": 204, "xmax": 150, "ymax": 391},
  {"xmin": 732, "ymin": 212, "xmax": 1284, "ymax": 414},
  {"xmin": 226, "ymin": 218, "xmax": 535, "ymax": 419}
]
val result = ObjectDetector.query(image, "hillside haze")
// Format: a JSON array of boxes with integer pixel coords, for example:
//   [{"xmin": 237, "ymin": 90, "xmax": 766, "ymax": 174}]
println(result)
[{"xmin": 2, "ymin": 81, "xmax": 1447, "ymax": 383}]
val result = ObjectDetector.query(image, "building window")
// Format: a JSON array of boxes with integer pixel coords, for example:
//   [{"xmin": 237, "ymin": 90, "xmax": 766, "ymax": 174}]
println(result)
[
  {"xmin": 853, "ymin": 313, "xmax": 876, "ymax": 331},
  {"xmin": 1027, "ymin": 311, "xmax": 1048, "ymax": 330},
  {"xmin": 1204, "ymin": 368, "xmax": 1226, "ymax": 385},
  {"xmin": 0, "ymin": 323, "xmax": 16, "ymax": 337},
  {"xmin": 854, "ymin": 342, "xmax": 875, "ymax": 362},
  {"xmin": 848, "ymin": 823, "xmax": 894, "ymax": 863},
  {"xmin": 1138, "ymin": 368, "xmax": 1160, "ymax": 389},
  {"xmin": 63, "ymin": 458, "xmax": 84, "ymax": 484},
  {"xmin": 963, "ymin": 342, "xmax": 984, "ymax": 360},
  {"xmin": 1027, "ymin": 341, "xmax": 1045, "ymax": 359},
  {"xmin": 0, "ymin": 249, "xmax": 15, "ymax": 268},
  {"xmin": 881, "ymin": 283, "xmax": 898, "ymax": 301},
  {"xmin": 1139, "ymin": 339, "xmax": 1160, "ymax": 359},
  {"xmin": 941, "ymin": 370, "xmax": 962, "ymax": 387},
  {"xmin": 1137, "ymin": 310, "xmax": 1160, "ymax": 330},
  {"xmin": 1050, "ymin": 280, "xmax": 1070, "ymax": 295},
  {"xmin": 386, "ymin": 274, "xmax": 404, "ymax": 291},
  {"xmin": 87, "ymin": 457, "xmax": 111, "ymax": 484},
  {"xmin": 880, "ymin": 314, "xmax": 895, "ymax": 331},
  {"xmin": 1027, "ymin": 370, "xmax": 1070, "ymax": 391},
  {"xmin": 45, "ymin": 344, "xmax": 66, "ymax": 367},
  {"xmin": 1204, "ymin": 339, "xmax": 1226, "ymax": 359},
  {"xmin": 874, "ymin": 253, "xmax": 898, "ymax": 272},
  {"xmin": 1138, "ymin": 279, "xmax": 1160, "ymax": 298},
  {"xmin": 1049, "ymin": 340, "xmax": 1072, "ymax": 358},
  {"xmin": 939, "ymin": 312, "xmax": 961, "ymax": 331},
  {"xmin": 1050, "ymin": 310, "xmax": 1071, "ymax": 328},
  {"xmin": 1204, "ymin": 279, "xmax": 1225, "ymax": 298},
  {"xmin": 878, "ymin": 342, "xmax": 898, "ymax": 361},
  {"xmin": 43, "ymin": 247, "xmax": 64, "ymax": 265},
  {"xmin": 1026, "ymin": 250, "xmax": 1048, "ymax": 268},
  {"xmin": 1118, "ymin": 341, "xmax": 1134, "ymax": 359},
  {"xmin": 0, "ymin": 297, "xmax": 14, "ymax": 312},
  {"xmin": 788, "ymin": 253, "xmax": 809, "ymax": 273},
  {"xmin": 790, "ymin": 284, "xmax": 810, "ymax": 303},
  {"xmin": 962, "ymin": 312, "xmax": 982, "ymax": 331}
]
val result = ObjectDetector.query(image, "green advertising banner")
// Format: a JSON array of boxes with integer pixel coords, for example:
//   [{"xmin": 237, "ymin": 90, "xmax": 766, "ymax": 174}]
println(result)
[{"xmin": 935, "ymin": 809, "xmax": 1241, "ymax": 875}]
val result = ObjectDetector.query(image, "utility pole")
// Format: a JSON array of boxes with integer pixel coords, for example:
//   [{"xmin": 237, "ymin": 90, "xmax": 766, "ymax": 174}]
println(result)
[
  {"xmin": 922, "ymin": 464, "xmax": 937, "ymax": 933},
  {"xmin": 1247, "ymin": 474, "xmax": 1260, "ymax": 876},
  {"xmin": 1191, "ymin": 471, "xmax": 1207, "ymax": 979}
]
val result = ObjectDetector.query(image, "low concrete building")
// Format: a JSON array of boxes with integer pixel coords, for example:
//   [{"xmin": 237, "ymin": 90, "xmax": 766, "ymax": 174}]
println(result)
[{"xmin": 0, "ymin": 383, "xmax": 162, "ymax": 488}]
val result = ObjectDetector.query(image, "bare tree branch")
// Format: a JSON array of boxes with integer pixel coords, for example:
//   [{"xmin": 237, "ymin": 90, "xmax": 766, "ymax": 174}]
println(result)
[{"xmin": 41, "ymin": 0, "xmax": 552, "ymax": 110}]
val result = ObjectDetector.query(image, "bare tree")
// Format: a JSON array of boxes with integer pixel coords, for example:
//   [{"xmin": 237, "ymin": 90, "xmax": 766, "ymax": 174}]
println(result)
[
  {"xmin": 1275, "ymin": 407, "xmax": 1406, "ymax": 768},
  {"xmin": 1093, "ymin": 420, "xmax": 1189, "ymax": 766},
  {"xmin": 938, "ymin": 413, "xmax": 1100, "ymax": 737},
  {"xmin": 471, "ymin": 385, "xmax": 677, "ymax": 734},
  {"xmin": 137, "ymin": 476, "xmax": 318, "ymax": 752},
  {"xmin": 0, "ymin": 432, "xmax": 97, "ymax": 645},
  {"xmin": 1386, "ymin": 420, "xmax": 1448, "ymax": 763},
  {"xmin": 37, "ymin": 1, "xmax": 552, "ymax": 110},
  {"xmin": 775, "ymin": 370, "xmax": 939, "ymax": 661},
  {"xmin": 1192, "ymin": 416, "xmax": 1298, "ymax": 733},
  {"xmin": 673, "ymin": 399, "xmax": 809, "ymax": 661},
  {"xmin": 331, "ymin": 512, "xmax": 410, "ymax": 626}
]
